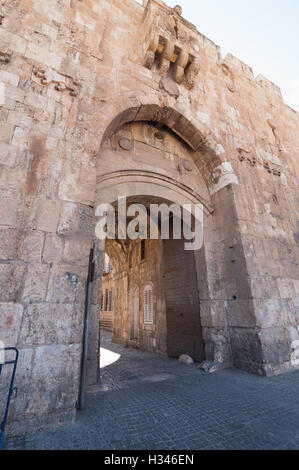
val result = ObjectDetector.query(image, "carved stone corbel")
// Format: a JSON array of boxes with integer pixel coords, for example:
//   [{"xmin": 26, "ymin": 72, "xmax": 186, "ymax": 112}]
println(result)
[
  {"xmin": 185, "ymin": 58, "xmax": 200, "ymax": 89},
  {"xmin": 69, "ymin": 79, "xmax": 79, "ymax": 97},
  {"xmin": 54, "ymin": 82, "xmax": 66, "ymax": 92},
  {"xmin": 173, "ymin": 50, "xmax": 189, "ymax": 84},
  {"xmin": 159, "ymin": 39, "xmax": 175, "ymax": 76},
  {"xmin": 33, "ymin": 66, "xmax": 47, "ymax": 79},
  {"xmin": 237, "ymin": 148, "xmax": 257, "ymax": 167},
  {"xmin": 144, "ymin": 34, "xmax": 159, "ymax": 70},
  {"xmin": 33, "ymin": 66, "xmax": 79, "ymax": 97}
]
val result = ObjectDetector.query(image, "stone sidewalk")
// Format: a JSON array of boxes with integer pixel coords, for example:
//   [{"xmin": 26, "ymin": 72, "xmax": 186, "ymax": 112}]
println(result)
[{"xmin": 6, "ymin": 330, "xmax": 299, "ymax": 450}]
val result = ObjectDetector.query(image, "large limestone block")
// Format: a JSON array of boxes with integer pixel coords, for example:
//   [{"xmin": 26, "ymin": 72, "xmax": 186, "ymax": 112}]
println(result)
[
  {"xmin": 230, "ymin": 327, "xmax": 264, "ymax": 373},
  {"xmin": 0, "ymin": 142, "xmax": 17, "ymax": 167},
  {"xmin": 25, "ymin": 344, "xmax": 81, "ymax": 417},
  {"xmin": 46, "ymin": 264, "xmax": 86, "ymax": 304},
  {"xmin": 18, "ymin": 231, "xmax": 45, "ymax": 263},
  {"xmin": 260, "ymin": 327, "xmax": 295, "ymax": 374},
  {"xmin": 0, "ymin": 123, "xmax": 15, "ymax": 142},
  {"xmin": 43, "ymin": 234, "xmax": 64, "ymax": 264},
  {"xmin": 21, "ymin": 263, "xmax": 50, "ymax": 303},
  {"xmin": 37, "ymin": 199, "xmax": 61, "ymax": 233},
  {"xmin": 58, "ymin": 163, "xmax": 95, "ymax": 206},
  {"xmin": 19, "ymin": 303, "xmax": 83, "ymax": 347},
  {"xmin": 3, "ymin": 348, "xmax": 34, "ymax": 424},
  {"xmin": 199, "ymin": 300, "xmax": 226, "ymax": 328},
  {"xmin": 63, "ymin": 238, "xmax": 91, "ymax": 266},
  {"xmin": 58, "ymin": 202, "xmax": 79, "ymax": 235},
  {"xmin": 0, "ymin": 263, "xmax": 26, "ymax": 302},
  {"xmin": 0, "ymin": 303, "xmax": 23, "ymax": 346},
  {"xmin": 0, "ymin": 228, "xmax": 19, "ymax": 260},
  {"xmin": 0, "ymin": 191, "xmax": 18, "ymax": 226}
]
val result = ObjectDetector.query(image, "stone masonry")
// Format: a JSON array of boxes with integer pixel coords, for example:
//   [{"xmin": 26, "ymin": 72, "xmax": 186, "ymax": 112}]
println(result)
[{"xmin": 0, "ymin": 0, "xmax": 298, "ymax": 438}]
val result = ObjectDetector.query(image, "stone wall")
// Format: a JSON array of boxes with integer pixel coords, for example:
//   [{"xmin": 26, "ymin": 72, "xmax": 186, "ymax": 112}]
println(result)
[{"xmin": 0, "ymin": 0, "xmax": 298, "ymax": 437}]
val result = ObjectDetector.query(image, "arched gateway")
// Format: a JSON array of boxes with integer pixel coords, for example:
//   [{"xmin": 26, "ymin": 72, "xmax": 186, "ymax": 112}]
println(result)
[{"xmin": 84, "ymin": 103, "xmax": 254, "ymax": 388}]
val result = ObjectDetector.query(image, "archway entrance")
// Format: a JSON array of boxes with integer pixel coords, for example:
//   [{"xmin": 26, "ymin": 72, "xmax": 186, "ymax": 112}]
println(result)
[
  {"xmin": 98, "ymin": 193, "xmax": 206, "ymax": 375},
  {"xmin": 83, "ymin": 101, "xmax": 258, "ymax": 400},
  {"xmin": 94, "ymin": 118, "xmax": 214, "ymax": 384},
  {"xmin": 86, "ymin": 110, "xmax": 241, "ymax": 392},
  {"xmin": 98, "ymin": 214, "xmax": 205, "ymax": 391}
]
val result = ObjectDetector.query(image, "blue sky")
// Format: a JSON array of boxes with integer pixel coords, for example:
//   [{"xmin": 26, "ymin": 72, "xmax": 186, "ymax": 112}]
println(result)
[{"xmin": 137, "ymin": 0, "xmax": 299, "ymax": 111}]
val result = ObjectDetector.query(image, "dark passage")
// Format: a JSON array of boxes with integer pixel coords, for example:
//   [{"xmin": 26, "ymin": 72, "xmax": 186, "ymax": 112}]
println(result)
[{"xmin": 163, "ymin": 237, "xmax": 204, "ymax": 362}]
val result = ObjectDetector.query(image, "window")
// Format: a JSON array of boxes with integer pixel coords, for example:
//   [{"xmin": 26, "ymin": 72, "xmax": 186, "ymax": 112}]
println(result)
[
  {"xmin": 104, "ymin": 289, "xmax": 109, "ymax": 311},
  {"xmin": 141, "ymin": 239, "xmax": 146, "ymax": 261},
  {"xmin": 108, "ymin": 290, "xmax": 113, "ymax": 312},
  {"xmin": 144, "ymin": 285, "xmax": 153, "ymax": 324}
]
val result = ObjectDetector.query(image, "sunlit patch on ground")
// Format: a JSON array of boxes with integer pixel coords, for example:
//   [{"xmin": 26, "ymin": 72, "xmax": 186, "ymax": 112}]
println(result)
[{"xmin": 99, "ymin": 347, "xmax": 121, "ymax": 369}]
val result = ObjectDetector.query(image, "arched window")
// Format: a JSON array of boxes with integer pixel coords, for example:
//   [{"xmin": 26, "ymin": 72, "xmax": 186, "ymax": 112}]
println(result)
[
  {"xmin": 144, "ymin": 285, "xmax": 154, "ymax": 325},
  {"xmin": 108, "ymin": 290, "xmax": 113, "ymax": 311},
  {"xmin": 104, "ymin": 289, "xmax": 109, "ymax": 311},
  {"xmin": 141, "ymin": 239, "xmax": 146, "ymax": 261}
]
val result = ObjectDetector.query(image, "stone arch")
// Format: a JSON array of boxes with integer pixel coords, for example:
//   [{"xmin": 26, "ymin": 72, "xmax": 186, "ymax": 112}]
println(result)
[
  {"xmin": 105, "ymin": 238, "xmax": 127, "ymax": 273},
  {"xmin": 96, "ymin": 170, "xmax": 213, "ymax": 214},
  {"xmin": 89, "ymin": 98, "xmax": 255, "ymax": 385},
  {"xmin": 96, "ymin": 92, "xmax": 227, "ymax": 189}
]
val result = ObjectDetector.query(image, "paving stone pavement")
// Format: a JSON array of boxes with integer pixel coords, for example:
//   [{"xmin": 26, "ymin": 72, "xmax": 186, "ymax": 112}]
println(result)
[{"xmin": 6, "ymin": 330, "xmax": 299, "ymax": 450}]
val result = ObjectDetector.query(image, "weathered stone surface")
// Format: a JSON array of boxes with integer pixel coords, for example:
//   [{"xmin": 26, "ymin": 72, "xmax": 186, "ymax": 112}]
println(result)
[
  {"xmin": 46, "ymin": 265, "xmax": 85, "ymax": 304},
  {"xmin": 57, "ymin": 202, "xmax": 79, "ymax": 235},
  {"xmin": 19, "ymin": 303, "xmax": 82, "ymax": 346},
  {"xmin": 42, "ymin": 234, "xmax": 64, "ymax": 264},
  {"xmin": 63, "ymin": 238, "xmax": 91, "ymax": 266},
  {"xmin": 0, "ymin": 228, "xmax": 19, "ymax": 260},
  {"xmin": 18, "ymin": 232, "xmax": 45, "ymax": 263},
  {"xmin": 0, "ymin": 263, "xmax": 26, "ymax": 302},
  {"xmin": 0, "ymin": 142, "xmax": 17, "ymax": 167},
  {"xmin": 21, "ymin": 263, "xmax": 50, "ymax": 303},
  {"xmin": 4, "ymin": 348, "xmax": 34, "ymax": 423},
  {"xmin": 0, "ymin": 303, "xmax": 23, "ymax": 346},
  {"xmin": 26, "ymin": 344, "xmax": 81, "ymax": 416},
  {"xmin": 37, "ymin": 199, "xmax": 61, "ymax": 233},
  {"xmin": 0, "ymin": 191, "xmax": 18, "ymax": 226},
  {"xmin": 0, "ymin": 122, "xmax": 14, "ymax": 142},
  {"xmin": 159, "ymin": 77, "xmax": 180, "ymax": 98}
]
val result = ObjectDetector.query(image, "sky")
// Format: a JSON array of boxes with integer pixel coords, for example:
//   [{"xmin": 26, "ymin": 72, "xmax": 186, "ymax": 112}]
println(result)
[{"xmin": 137, "ymin": 0, "xmax": 299, "ymax": 111}]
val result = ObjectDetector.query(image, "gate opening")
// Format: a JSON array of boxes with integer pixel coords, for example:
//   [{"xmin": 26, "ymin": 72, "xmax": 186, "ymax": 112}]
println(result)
[{"xmin": 98, "ymin": 199, "xmax": 205, "ymax": 380}]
